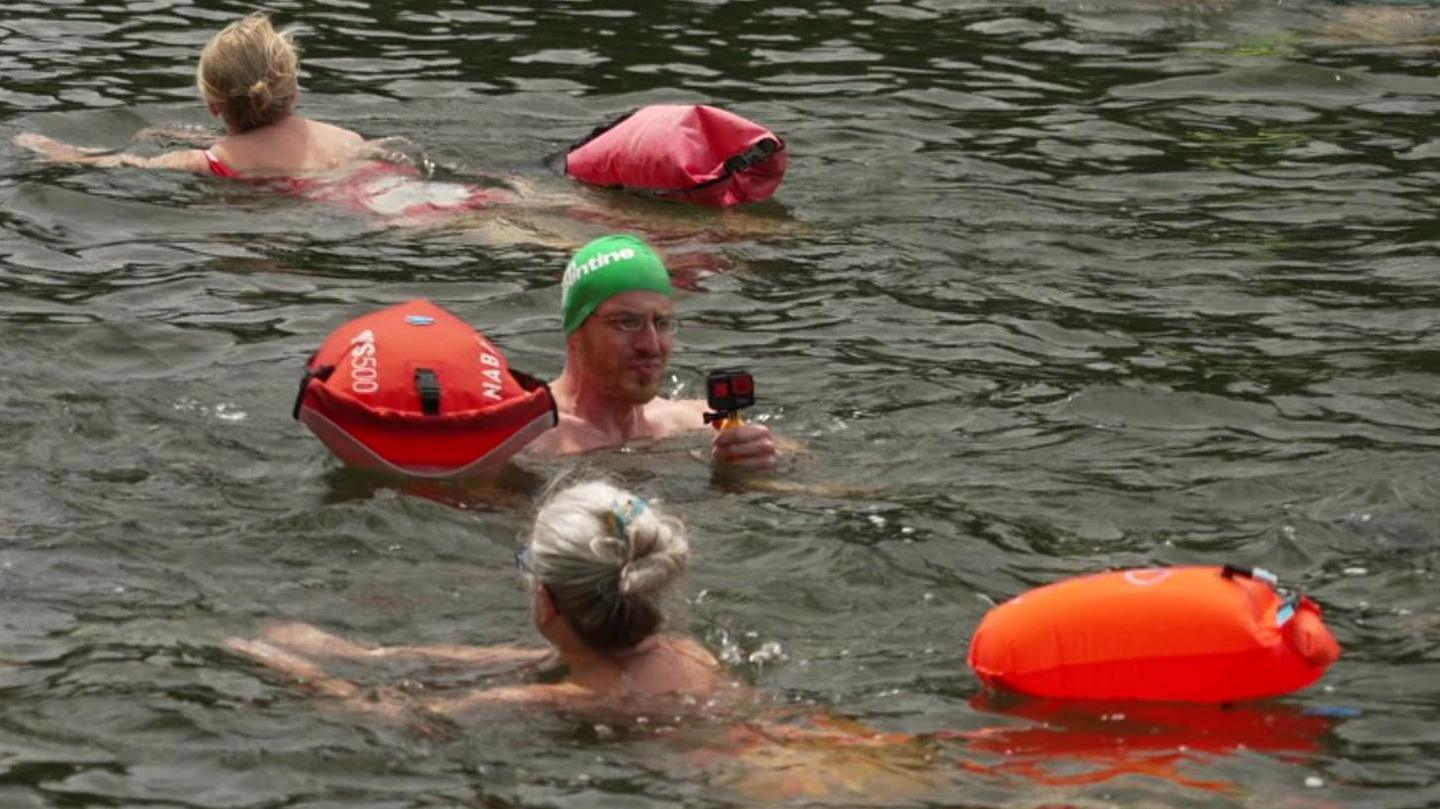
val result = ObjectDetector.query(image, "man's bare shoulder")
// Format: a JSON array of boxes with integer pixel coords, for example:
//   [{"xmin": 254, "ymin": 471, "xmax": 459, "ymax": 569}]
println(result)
[
  {"xmin": 645, "ymin": 397, "xmax": 707, "ymax": 434},
  {"xmin": 525, "ymin": 411, "xmax": 604, "ymax": 455},
  {"xmin": 526, "ymin": 398, "xmax": 707, "ymax": 456}
]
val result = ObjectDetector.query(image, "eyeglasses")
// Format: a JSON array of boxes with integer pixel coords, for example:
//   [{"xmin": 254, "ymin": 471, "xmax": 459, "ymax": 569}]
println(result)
[{"xmin": 600, "ymin": 313, "xmax": 680, "ymax": 334}]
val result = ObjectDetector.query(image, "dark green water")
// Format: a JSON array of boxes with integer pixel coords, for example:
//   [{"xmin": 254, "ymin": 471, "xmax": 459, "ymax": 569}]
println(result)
[{"xmin": 5, "ymin": 0, "xmax": 1440, "ymax": 806}]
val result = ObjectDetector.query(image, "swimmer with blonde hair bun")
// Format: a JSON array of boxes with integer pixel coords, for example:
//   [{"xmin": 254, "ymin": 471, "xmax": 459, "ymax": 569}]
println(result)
[
  {"xmin": 224, "ymin": 480, "xmax": 730, "ymax": 714},
  {"xmin": 197, "ymin": 12, "xmax": 304, "ymax": 134},
  {"xmin": 16, "ymin": 13, "xmax": 375, "ymax": 177}
]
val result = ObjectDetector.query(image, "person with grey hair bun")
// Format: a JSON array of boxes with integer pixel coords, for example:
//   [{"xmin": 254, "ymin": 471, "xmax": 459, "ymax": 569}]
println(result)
[{"xmin": 224, "ymin": 480, "xmax": 730, "ymax": 712}]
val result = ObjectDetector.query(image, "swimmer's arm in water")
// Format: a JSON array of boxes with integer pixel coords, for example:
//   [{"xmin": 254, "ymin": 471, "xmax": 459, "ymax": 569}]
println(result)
[
  {"xmin": 15, "ymin": 133, "xmax": 208, "ymax": 172},
  {"xmin": 224, "ymin": 638, "xmax": 441, "ymax": 729},
  {"xmin": 223, "ymin": 637, "xmax": 362, "ymax": 699},
  {"xmin": 132, "ymin": 126, "xmax": 219, "ymax": 147},
  {"xmin": 257, "ymin": 621, "xmax": 552, "ymax": 668},
  {"xmin": 419, "ymin": 682, "xmax": 589, "ymax": 714},
  {"xmin": 225, "ymin": 636, "xmax": 580, "ymax": 717}
]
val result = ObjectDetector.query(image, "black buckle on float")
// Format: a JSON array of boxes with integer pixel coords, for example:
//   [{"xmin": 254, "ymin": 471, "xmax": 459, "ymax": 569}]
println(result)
[
  {"xmin": 415, "ymin": 368, "xmax": 442, "ymax": 415},
  {"xmin": 1220, "ymin": 564, "xmax": 1278, "ymax": 586}
]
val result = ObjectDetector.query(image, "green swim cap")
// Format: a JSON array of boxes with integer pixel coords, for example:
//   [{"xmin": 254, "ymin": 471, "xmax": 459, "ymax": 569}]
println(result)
[{"xmin": 561, "ymin": 234, "xmax": 675, "ymax": 334}]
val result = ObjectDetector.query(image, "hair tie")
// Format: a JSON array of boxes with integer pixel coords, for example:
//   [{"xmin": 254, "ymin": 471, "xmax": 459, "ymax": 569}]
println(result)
[{"xmin": 607, "ymin": 496, "xmax": 647, "ymax": 540}]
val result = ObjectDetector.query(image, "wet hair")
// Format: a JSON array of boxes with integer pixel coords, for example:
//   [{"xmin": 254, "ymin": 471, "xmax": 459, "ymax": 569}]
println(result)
[
  {"xmin": 195, "ymin": 13, "xmax": 299, "ymax": 132},
  {"xmin": 527, "ymin": 481, "xmax": 689, "ymax": 652}
]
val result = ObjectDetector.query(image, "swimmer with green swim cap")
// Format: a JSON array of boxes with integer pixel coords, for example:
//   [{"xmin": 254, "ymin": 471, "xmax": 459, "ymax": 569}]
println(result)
[
  {"xmin": 561, "ymin": 234, "xmax": 675, "ymax": 334},
  {"xmin": 527, "ymin": 234, "xmax": 780, "ymax": 470}
]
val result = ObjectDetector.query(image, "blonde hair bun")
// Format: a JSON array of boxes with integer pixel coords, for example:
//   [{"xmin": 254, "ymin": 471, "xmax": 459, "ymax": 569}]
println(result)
[{"xmin": 196, "ymin": 13, "xmax": 300, "ymax": 132}]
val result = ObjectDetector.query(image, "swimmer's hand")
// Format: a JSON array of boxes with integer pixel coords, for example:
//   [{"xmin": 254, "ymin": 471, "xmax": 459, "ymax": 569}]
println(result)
[
  {"xmin": 361, "ymin": 136, "xmax": 419, "ymax": 167},
  {"xmin": 712, "ymin": 422, "xmax": 780, "ymax": 471},
  {"xmin": 14, "ymin": 133, "xmax": 110, "ymax": 162}
]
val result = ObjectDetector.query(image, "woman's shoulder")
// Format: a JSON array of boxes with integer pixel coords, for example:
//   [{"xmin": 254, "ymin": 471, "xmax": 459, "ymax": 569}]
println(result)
[
  {"xmin": 214, "ymin": 118, "xmax": 370, "ymax": 176},
  {"xmin": 141, "ymin": 148, "xmax": 213, "ymax": 173},
  {"xmin": 620, "ymin": 634, "xmax": 728, "ymax": 696},
  {"xmin": 658, "ymin": 634, "xmax": 722, "ymax": 668},
  {"xmin": 305, "ymin": 118, "xmax": 367, "ymax": 145}
]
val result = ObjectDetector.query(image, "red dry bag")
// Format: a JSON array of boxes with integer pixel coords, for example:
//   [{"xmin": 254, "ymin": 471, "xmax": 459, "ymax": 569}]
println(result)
[
  {"xmin": 293, "ymin": 299, "xmax": 556, "ymax": 478},
  {"xmin": 559, "ymin": 104, "xmax": 787, "ymax": 206}
]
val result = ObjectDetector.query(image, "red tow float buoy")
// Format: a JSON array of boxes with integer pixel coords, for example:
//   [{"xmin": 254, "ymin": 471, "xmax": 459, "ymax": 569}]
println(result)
[
  {"xmin": 293, "ymin": 299, "xmax": 556, "ymax": 478},
  {"xmin": 558, "ymin": 104, "xmax": 787, "ymax": 206},
  {"xmin": 967, "ymin": 565, "xmax": 1341, "ymax": 702}
]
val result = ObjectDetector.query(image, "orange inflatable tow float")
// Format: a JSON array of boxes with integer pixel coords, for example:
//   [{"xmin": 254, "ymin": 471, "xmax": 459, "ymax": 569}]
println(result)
[
  {"xmin": 968, "ymin": 565, "xmax": 1341, "ymax": 703},
  {"xmin": 292, "ymin": 299, "xmax": 557, "ymax": 478}
]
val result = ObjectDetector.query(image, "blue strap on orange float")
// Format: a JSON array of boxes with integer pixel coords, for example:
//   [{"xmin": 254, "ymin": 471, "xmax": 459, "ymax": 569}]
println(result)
[{"xmin": 1221, "ymin": 564, "xmax": 1301, "ymax": 627}]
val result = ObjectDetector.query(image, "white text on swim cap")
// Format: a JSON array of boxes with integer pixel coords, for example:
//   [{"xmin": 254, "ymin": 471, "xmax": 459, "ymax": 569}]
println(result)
[{"xmin": 561, "ymin": 247, "xmax": 637, "ymax": 299}]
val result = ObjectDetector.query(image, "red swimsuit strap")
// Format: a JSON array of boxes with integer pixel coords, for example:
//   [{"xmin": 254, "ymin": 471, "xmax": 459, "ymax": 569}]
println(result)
[{"xmin": 202, "ymin": 148, "xmax": 240, "ymax": 179}]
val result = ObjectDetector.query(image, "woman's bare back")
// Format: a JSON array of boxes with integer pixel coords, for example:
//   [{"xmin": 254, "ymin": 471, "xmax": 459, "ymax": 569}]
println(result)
[
  {"xmin": 209, "ymin": 116, "xmax": 369, "ymax": 176},
  {"xmin": 614, "ymin": 634, "xmax": 727, "ymax": 698}
]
